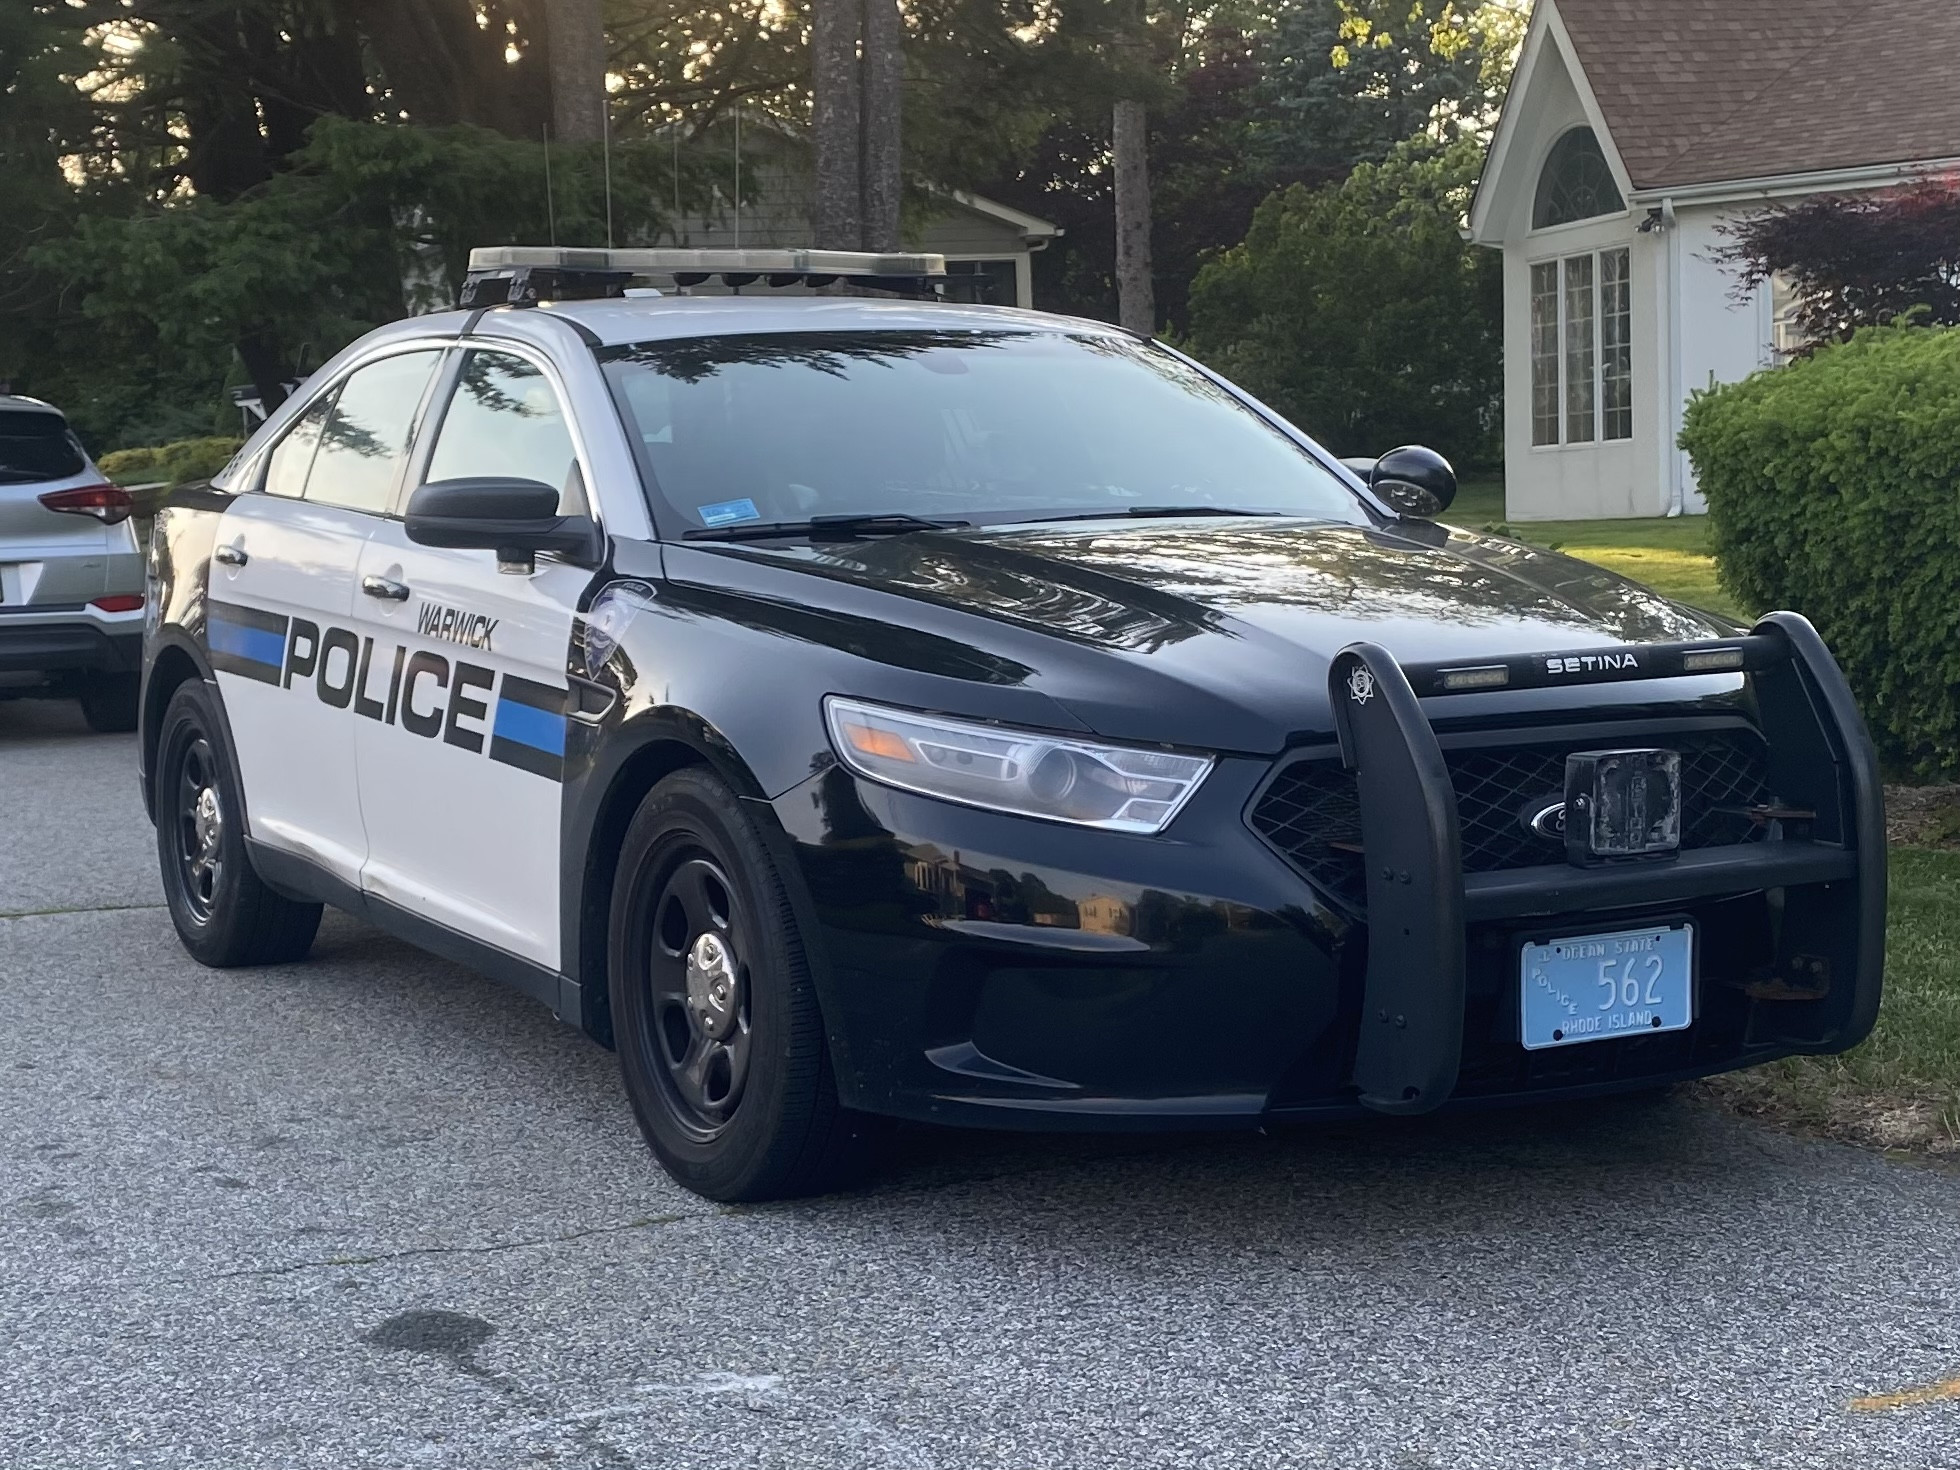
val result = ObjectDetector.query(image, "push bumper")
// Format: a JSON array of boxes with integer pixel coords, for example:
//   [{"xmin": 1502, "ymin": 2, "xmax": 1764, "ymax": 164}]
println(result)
[{"xmin": 1329, "ymin": 611, "xmax": 1885, "ymax": 1115}]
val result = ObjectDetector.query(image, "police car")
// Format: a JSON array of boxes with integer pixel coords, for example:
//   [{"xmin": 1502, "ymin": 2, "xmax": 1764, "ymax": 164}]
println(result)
[{"xmin": 141, "ymin": 247, "xmax": 1884, "ymax": 1201}]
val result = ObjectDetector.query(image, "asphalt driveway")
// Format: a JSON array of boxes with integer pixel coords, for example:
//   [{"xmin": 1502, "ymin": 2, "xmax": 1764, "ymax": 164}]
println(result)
[{"xmin": 4, "ymin": 697, "xmax": 1958, "ymax": 1469}]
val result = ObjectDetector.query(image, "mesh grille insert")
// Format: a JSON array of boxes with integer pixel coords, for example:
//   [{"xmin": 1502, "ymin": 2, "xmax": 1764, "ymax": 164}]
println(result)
[{"xmin": 1249, "ymin": 729, "xmax": 1773, "ymax": 906}]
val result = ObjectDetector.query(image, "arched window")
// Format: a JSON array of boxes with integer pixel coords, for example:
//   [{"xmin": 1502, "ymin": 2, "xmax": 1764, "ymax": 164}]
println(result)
[{"xmin": 1533, "ymin": 128, "xmax": 1624, "ymax": 230}]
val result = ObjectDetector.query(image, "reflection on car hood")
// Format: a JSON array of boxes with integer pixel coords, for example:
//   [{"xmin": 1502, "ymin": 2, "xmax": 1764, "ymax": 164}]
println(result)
[{"xmin": 692, "ymin": 518, "xmax": 1742, "ymax": 752}]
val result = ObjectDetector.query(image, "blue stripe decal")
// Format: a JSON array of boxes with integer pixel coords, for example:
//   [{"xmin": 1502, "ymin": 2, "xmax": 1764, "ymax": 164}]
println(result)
[
  {"xmin": 492, "ymin": 696, "xmax": 567, "ymax": 756},
  {"xmin": 209, "ymin": 619, "xmax": 286, "ymax": 668}
]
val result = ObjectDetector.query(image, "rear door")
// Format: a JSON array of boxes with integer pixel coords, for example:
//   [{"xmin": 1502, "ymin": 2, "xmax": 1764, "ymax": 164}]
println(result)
[
  {"xmin": 349, "ymin": 347, "xmax": 598, "ymax": 968},
  {"xmin": 211, "ymin": 349, "xmax": 446, "ymax": 887}
]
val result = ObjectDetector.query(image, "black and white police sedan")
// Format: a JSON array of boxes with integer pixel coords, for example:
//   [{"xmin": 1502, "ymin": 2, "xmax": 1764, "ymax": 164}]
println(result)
[{"xmin": 141, "ymin": 247, "xmax": 1884, "ymax": 1201}]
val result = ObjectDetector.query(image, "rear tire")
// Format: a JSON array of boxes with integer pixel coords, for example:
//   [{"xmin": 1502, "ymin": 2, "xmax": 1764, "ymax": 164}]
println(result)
[
  {"xmin": 79, "ymin": 672, "xmax": 139, "ymax": 733},
  {"xmin": 609, "ymin": 767, "xmax": 866, "ymax": 1201},
  {"xmin": 156, "ymin": 680, "xmax": 322, "ymax": 967}
]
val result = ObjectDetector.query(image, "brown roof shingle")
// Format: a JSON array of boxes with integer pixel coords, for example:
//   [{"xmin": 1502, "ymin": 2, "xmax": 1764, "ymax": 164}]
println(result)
[{"xmin": 1554, "ymin": 0, "xmax": 1960, "ymax": 189}]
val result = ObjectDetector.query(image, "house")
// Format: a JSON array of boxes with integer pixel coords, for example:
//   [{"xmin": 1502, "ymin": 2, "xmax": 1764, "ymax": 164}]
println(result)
[
  {"xmin": 656, "ymin": 118, "xmax": 1061, "ymax": 310},
  {"xmin": 1467, "ymin": 0, "xmax": 1960, "ymax": 520}
]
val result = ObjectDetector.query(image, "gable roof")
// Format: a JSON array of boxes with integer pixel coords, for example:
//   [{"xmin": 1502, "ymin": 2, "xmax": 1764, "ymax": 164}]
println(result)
[{"xmin": 1555, "ymin": 0, "xmax": 1960, "ymax": 190}]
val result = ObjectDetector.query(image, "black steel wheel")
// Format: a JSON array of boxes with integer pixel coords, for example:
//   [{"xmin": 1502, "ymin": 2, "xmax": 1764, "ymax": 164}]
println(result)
[
  {"xmin": 610, "ymin": 766, "xmax": 867, "ymax": 1201},
  {"xmin": 155, "ymin": 680, "xmax": 322, "ymax": 967},
  {"xmin": 172, "ymin": 734, "xmax": 228, "ymax": 924},
  {"xmin": 645, "ymin": 855, "xmax": 754, "ymax": 1137}
]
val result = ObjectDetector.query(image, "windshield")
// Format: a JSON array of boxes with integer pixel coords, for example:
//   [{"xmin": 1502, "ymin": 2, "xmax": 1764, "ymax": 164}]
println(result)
[
  {"xmin": 600, "ymin": 329, "xmax": 1368, "ymax": 534},
  {"xmin": 0, "ymin": 410, "xmax": 87, "ymax": 484}
]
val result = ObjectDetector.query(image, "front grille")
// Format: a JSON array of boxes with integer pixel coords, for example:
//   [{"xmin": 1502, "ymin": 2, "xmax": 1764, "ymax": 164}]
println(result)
[{"xmin": 1249, "ymin": 728, "xmax": 1774, "ymax": 906}]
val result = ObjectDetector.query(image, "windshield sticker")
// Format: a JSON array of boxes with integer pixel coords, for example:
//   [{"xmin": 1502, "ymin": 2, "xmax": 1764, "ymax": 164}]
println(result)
[{"xmin": 698, "ymin": 498, "xmax": 761, "ymax": 528}]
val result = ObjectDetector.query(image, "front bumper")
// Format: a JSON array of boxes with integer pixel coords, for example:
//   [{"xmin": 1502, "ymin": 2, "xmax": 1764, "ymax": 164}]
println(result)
[
  {"xmin": 0, "ymin": 605, "xmax": 144, "ymax": 677},
  {"xmin": 771, "ymin": 614, "xmax": 1884, "ymax": 1131}
]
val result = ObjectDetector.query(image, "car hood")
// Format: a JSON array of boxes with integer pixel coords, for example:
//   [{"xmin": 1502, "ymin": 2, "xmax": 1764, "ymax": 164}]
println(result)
[{"xmin": 681, "ymin": 518, "xmax": 1741, "ymax": 753}]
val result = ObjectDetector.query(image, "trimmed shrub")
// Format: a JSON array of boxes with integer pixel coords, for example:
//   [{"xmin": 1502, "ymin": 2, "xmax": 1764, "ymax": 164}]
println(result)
[
  {"xmin": 1681, "ymin": 325, "xmax": 1960, "ymax": 775},
  {"xmin": 98, "ymin": 435, "xmax": 242, "ymax": 487}
]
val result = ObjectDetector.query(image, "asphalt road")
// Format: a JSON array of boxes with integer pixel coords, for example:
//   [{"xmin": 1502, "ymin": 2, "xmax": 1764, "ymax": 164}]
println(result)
[{"xmin": 4, "ymin": 697, "xmax": 1959, "ymax": 1470}]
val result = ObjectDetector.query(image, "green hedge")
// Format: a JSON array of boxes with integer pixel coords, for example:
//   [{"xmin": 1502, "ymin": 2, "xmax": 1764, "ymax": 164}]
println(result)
[
  {"xmin": 98, "ymin": 435, "xmax": 242, "ymax": 488},
  {"xmin": 1681, "ymin": 325, "xmax": 1960, "ymax": 775}
]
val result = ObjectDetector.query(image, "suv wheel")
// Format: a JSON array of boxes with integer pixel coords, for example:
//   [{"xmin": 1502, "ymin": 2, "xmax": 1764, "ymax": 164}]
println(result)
[
  {"xmin": 610, "ymin": 767, "xmax": 866, "ymax": 1201},
  {"xmin": 156, "ymin": 681, "xmax": 322, "ymax": 967},
  {"xmin": 79, "ymin": 672, "xmax": 139, "ymax": 733}
]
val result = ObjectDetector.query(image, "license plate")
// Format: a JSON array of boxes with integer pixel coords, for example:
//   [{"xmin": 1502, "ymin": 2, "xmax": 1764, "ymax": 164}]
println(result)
[{"xmin": 1520, "ymin": 923, "xmax": 1694, "ymax": 1050}]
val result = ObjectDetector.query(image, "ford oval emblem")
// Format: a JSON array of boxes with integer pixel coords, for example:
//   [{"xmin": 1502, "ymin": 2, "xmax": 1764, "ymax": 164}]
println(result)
[{"xmin": 1527, "ymin": 798, "xmax": 1567, "ymax": 840}]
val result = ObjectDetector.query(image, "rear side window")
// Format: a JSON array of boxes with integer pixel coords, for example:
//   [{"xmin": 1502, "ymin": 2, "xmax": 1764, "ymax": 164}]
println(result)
[
  {"xmin": 303, "ymin": 350, "xmax": 444, "ymax": 514},
  {"xmin": 424, "ymin": 351, "xmax": 583, "ymax": 513},
  {"xmin": 0, "ymin": 411, "xmax": 87, "ymax": 484}
]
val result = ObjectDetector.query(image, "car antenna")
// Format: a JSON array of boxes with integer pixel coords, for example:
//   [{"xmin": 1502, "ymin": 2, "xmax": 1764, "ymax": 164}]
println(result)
[
  {"xmin": 603, "ymin": 93, "xmax": 615, "ymax": 249},
  {"xmin": 543, "ymin": 123, "xmax": 557, "ymax": 246}
]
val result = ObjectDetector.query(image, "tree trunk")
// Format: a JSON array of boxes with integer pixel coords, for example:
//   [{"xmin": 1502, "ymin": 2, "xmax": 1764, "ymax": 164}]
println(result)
[
  {"xmin": 811, "ymin": 0, "xmax": 862, "ymax": 250},
  {"xmin": 858, "ymin": 0, "xmax": 902, "ymax": 251},
  {"xmin": 545, "ymin": 0, "xmax": 607, "ymax": 145},
  {"xmin": 1112, "ymin": 97, "xmax": 1155, "ymax": 334}
]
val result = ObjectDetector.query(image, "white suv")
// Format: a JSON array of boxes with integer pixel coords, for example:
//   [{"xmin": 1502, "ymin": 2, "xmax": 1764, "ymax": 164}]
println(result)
[{"xmin": 0, "ymin": 395, "xmax": 146, "ymax": 730}]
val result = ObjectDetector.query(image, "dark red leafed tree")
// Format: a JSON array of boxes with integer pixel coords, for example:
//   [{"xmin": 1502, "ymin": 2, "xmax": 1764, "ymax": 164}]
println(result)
[{"xmin": 1718, "ymin": 179, "xmax": 1960, "ymax": 348}]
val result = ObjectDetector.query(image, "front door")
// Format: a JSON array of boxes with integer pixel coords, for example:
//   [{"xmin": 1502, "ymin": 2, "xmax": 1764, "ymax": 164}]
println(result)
[
  {"xmin": 349, "ymin": 348, "xmax": 596, "ymax": 969},
  {"xmin": 210, "ymin": 348, "xmax": 447, "ymax": 888}
]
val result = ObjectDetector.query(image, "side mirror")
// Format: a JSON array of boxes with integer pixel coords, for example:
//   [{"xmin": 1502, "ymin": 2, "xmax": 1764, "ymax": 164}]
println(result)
[
  {"xmin": 405, "ymin": 477, "xmax": 605, "ymax": 572},
  {"xmin": 1367, "ymin": 445, "xmax": 1457, "ymax": 519}
]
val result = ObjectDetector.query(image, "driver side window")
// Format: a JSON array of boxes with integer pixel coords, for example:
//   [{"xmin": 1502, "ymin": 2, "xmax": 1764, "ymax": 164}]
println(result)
[{"xmin": 423, "ymin": 351, "xmax": 588, "ymax": 516}]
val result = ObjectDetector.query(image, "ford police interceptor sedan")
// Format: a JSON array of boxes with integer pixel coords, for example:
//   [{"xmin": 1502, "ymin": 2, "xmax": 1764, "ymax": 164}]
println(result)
[{"xmin": 140, "ymin": 248, "xmax": 1884, "ymax": 1201}]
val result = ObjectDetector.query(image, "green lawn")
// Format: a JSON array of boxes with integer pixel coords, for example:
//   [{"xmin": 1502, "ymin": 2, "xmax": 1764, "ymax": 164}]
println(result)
[
  {"xmin": 1443, "ymin": 475, "xmax": 1745, "ymax": 622},
  {"xmin": 1706, "ymin": 848, "xmax": 1960, "ymax": 1157}
]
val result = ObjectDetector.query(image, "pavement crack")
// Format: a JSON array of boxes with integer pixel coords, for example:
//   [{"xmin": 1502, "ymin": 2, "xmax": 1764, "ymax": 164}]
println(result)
[
  {"xmin": 0, "ymin": 901, "xmax": 168, "ymax": 920},
  {"xmin": 201, "ymin": 1213, "xmax": 694, "ymax": 1281}
]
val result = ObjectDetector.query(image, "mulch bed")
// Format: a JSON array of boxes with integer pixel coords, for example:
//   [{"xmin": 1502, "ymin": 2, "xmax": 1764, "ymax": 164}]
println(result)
[{"xmin": 1886, "ymin": 784, "xmax": 1960, "ymax": 850}]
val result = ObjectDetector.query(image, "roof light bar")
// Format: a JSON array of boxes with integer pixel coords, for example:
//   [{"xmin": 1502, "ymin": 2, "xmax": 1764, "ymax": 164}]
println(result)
[{"xmin": 459, "ymin": 246, "xmax": 947, "ymax": 308}]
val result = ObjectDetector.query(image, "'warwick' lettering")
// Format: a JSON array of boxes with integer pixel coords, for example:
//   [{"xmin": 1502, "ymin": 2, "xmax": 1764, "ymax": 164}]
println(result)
[{"xmin": 417, "ymin": 601, "xmax": 498, "ymax": 652}]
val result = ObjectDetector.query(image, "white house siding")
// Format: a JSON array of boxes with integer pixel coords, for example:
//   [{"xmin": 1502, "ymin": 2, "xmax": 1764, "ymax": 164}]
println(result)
[
  {"xmin": 1501, "ymin": 205, "xmax": 1768, "ymax": 521},
  {"xmin": 1667, "ymin": 202, "xmax": 1774, "ymax": 514},
  {"xmin": 1489, "ymin": 52, "xmax": 1659, "ymax": 519},
  {"xmin": 1475, "ymin": 7, "xmax": 1779, "ymax": 521}
]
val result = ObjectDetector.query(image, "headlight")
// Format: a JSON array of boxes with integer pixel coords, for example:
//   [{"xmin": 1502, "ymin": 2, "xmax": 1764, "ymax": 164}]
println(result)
[{"xmin": 824, "ymin": 696, "xmax": 1214, "ymax": 834}]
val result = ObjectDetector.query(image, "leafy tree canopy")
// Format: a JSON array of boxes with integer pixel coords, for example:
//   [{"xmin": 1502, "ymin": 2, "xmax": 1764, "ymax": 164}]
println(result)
[
  {"xmin": 1, "ymin": 0, "xmax": 1521, "ymax": 452},
  {"xmin": 1180, "ymin": 137, "xmax": 1502, "ymax": 466}
]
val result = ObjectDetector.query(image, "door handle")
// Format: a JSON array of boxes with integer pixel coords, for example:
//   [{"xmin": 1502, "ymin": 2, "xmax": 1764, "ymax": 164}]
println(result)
[
  {"xmin": 213, "ymin": 544, "xmax": 247, "ymax": 567},
  {"xmin": 361, "ymin": 575, "xmax": 411, "ymax": 602}
]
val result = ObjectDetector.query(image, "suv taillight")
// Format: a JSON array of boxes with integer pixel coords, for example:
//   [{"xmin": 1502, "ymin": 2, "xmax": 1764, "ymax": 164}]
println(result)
[{"xmin": 39, "ymin": 483, "xmax": 133, "ymax": 525}]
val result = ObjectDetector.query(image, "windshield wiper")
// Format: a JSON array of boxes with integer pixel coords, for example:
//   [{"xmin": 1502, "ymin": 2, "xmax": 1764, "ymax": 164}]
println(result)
[
  {"xmin": 1022, "ymin": 506, "xmax": 1289, "ymax": 525},
  {"xmin": 683, "ymin": 513, "xmax": 971, "ymax": 543}
]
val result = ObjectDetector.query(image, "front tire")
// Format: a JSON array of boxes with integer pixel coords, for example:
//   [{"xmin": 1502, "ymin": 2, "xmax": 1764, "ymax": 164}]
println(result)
[
  {"xmin": 609, "ymin": 767, "xmax": 863, "ymax": 1201},
  {"xmin": 156, "ymin": 680, "xmax": 322, "ymax": 967}
]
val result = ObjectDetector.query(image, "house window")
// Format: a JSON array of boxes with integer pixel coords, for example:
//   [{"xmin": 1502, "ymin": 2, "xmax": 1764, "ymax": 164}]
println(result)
[
  {"xmin": 942, "ymin": 258, "xmax": 1019, "ymax": 307},
  {"xmin": 1533, "ymin": 128, "xmax": 1625, "ymax": 229},
  {"xmin": 1529, "ymin": 263, "xmax": 1560, "ymax": 446},
  {"xmin": 1563, "ymin": 253, "xmax": 1595, "ymax": 442},
  {"xmin": 1771, "ymin": 272, "xmax": 1812, "ymax": 360},
  {"xmin": 1531, "ymin": 248, "xmax": 1632, "ymax": 447}
]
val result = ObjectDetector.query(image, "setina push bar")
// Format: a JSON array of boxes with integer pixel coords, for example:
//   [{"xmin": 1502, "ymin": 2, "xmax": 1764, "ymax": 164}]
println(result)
[{"xmin": 1328, "ymin": 611, "xmax": 1886, "ymax": 1116}]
